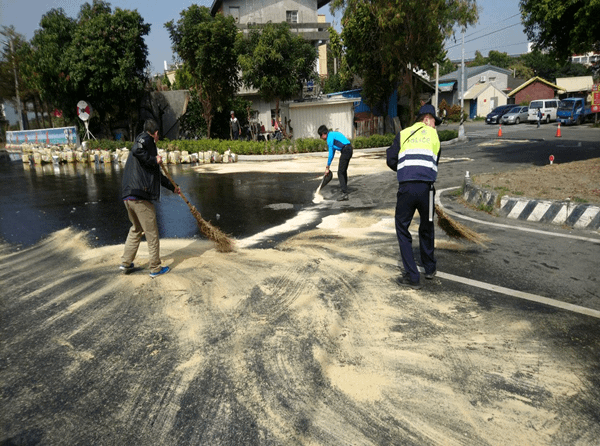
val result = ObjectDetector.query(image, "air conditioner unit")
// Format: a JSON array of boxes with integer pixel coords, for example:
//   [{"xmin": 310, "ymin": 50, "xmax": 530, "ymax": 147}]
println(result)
[{"xmin": 480, "ymin": 76, "xmax": 486, "ymax": 82}]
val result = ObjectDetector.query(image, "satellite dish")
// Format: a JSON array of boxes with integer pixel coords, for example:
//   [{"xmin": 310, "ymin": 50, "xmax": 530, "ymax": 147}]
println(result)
[{"xmin": 77, "ymin": 100, "xmax": 92, "ymax": 121}]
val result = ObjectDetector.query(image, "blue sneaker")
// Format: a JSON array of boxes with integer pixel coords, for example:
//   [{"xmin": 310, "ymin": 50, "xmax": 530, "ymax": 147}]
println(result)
[
  {"xmin": 119, "ymin": 263, "xmax": 134, "ymax": 273},
  {"xmin": 149, "ymin": 266, "xmax": 170, "ymax": 278}
]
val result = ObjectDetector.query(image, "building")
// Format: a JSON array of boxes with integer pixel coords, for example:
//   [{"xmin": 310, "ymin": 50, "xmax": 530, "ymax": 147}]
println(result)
[
  {"xmin": 507, "ymin": 76, "xmax": 564, "ymax": 105},
  {"xmin": 555, "ymin": 76, "xmax": 594, "ymax": 100},
  {"xmin": 438, "ymin": 64, "xmax": 519, "ymax": 118},
  {"xmin": 210, "ymin": 0, "xmax": 332, "ymax": 136}
]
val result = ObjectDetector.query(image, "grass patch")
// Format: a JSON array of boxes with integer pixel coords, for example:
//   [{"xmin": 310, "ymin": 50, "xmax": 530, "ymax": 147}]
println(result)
[
  {"xmin": 571, "ymin": 197, "xmax": 588, "ymax": 203},
  {"xmin": 477, "ymin": 203, "xmax": 494, "ymax": 213},
  {"xmin": 514, "ymin": 191, "xmax": 524, "ymax": 196},
  {"xmin": 494, "ymin": 186, "xmax": 510, "ymax": 193},
  {"xmin": 449, "ymin": 187, "xmax": 463, "ymax": 197}
]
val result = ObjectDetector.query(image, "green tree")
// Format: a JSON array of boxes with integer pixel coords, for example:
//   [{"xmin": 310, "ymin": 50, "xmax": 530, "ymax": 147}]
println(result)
[
  {"xmin": 520, "ymin": 0, "xmax": 600, "ymax": 61},
  {"xmin": 323, "ymin": 26, "xmax": 353, "ymax": 94},
  {"xmin": 237, "ymin": 22, "xmax": 317, "ymax": 118},
  {"xmin": 487, "ymin": 50, "xmax": 512, "ymax": 69},
  {"xmin": 438, "ymin": 57, "xmax": 457, "ymax": 76},
  {"xmin": 64, "ymin": 1, "xmax": 150, "ymax": 137},
  {"xmin": 469, "ymin": 50, "xmax": 487, "ymax": 67},
  {"xmin": 28, "ymin": 9, "xmax": 76, "ymax": 125},
  {"xmin": 165, "ymin": 5, "xmax": 240, "ymax": 138},
  {"xmin": 333, "ymin": 0, "xmax": 478, "ymax": 126}
]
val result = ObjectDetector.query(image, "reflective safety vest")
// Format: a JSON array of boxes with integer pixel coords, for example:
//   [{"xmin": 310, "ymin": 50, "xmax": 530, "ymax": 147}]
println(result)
[{"xmin": 396, "ymin": 123, "xmax": 440, "ymax": 183}]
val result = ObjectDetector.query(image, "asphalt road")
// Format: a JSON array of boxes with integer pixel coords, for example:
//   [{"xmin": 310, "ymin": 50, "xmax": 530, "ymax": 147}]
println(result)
[{"xmin": 1, "ymin": 121, "xmax": 599, "ymax": 445}]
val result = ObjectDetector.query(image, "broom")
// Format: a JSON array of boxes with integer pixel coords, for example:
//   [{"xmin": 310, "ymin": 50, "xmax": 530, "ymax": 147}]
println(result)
[
  {"xmin": 435, "ymin": 205, "xmax": 490, "ymax": 246},
  {"xmin": 161, "ymin": 164, "xmax": 235, "ymax": 253}
]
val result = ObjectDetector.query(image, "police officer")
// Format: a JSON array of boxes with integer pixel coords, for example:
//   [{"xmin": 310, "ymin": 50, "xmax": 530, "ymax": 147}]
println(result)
[{"xmin": 386, "ymin": 104, "xmax": 442, "ymax": 289}]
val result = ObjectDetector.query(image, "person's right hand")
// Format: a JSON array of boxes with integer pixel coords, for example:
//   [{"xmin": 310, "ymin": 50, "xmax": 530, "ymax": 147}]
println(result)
[{"xmin": 156, "ymin": 155, "xmax": 163, "ymax": 164}]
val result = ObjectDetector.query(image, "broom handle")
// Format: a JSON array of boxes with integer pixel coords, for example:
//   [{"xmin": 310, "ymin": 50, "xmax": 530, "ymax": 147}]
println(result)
[{"xmin": 160, "ymin": 163, "xmax": 196, "ymax": 213}]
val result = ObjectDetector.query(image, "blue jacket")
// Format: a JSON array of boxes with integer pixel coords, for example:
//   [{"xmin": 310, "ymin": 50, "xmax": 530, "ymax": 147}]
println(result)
[{"xmin": 325, "ymin": 131, "xmax": 351, "ymax": 166}]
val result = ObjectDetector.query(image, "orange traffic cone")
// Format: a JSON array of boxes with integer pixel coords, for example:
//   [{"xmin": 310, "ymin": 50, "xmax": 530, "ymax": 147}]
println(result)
[
  {"xmin": 555, "ymin": 123, "xmax": 561, "ymax": 137},
  {"xmin": 497, "ymin": 125, "xmax": 502, "ymax": 137}
]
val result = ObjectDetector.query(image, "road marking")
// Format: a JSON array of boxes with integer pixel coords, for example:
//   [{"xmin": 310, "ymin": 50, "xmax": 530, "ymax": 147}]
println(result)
[
  {"xmin": 437, "ymin": 187, "xmax": 600, "ymax": 244},
  {"xmin": 433, "ymin": 270, "xmax": 600, "ymax": 319},
  {"xmin": 433, "ymin": 187, "xmax": 600, "ymax": 318}
]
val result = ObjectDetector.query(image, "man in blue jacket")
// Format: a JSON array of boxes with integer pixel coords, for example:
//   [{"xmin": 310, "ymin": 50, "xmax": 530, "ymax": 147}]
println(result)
[
  {"xmin": 318, "ymin": 125, "xmax": 353, "ymax": 201},
  {"xmin": 120, "ymin": 119, "xmax": 180, "ymax": 278},
  {"xmin": 386, "ymin": 104, "xmax": 442, "ymax": 289}
]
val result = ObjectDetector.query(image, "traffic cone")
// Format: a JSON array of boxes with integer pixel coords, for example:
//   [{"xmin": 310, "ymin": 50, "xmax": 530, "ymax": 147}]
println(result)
[
  {"xmin": 555, "ymin": 123, "xmax": 561, "ymax": 137},
  {"xmin": 497, "ymin": 125, "xmax": 502, "ymax": 137}
]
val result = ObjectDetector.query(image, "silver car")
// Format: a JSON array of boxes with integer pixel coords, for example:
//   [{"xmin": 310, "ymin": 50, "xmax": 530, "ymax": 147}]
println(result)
[{"xmin": 501, "ymin": 106, "xmax": 529, "ymax": 125}]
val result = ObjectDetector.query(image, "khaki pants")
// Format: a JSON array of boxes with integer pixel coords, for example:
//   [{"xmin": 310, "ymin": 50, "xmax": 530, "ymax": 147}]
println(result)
[{"xmin": 121, "ymin": 200, "xmax": 162, "ymax": 273}]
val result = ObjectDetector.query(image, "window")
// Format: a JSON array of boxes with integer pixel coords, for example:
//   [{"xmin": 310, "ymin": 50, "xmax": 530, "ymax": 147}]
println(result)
[{"xmin": 286, "ymin": 10, "xmax": 298, "ymax": 23}]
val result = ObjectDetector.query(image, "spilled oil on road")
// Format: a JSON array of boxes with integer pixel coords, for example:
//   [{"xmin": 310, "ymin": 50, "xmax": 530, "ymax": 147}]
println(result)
[{"xmin": 2, "ymin": 205, "xmax": 600, "ymax": 445}]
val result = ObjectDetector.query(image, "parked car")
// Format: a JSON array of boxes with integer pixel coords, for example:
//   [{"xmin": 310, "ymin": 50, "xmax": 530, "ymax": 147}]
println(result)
[
  {"xmin": 486, "ymin": 105, "xmax": 514, "ymax": 124},
  {"xmin": 501, "ymin": 106, "xmax": 529, "ymax": 125},
  {"xmin": 527, "ymin": 99, "xmax": 559, "ymax": 124}
]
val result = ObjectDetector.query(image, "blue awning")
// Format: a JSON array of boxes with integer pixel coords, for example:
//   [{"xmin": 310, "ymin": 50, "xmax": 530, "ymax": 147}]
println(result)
[{"xmin": 438, "ymin": 82, "xmax": 455, "ymax": 92}]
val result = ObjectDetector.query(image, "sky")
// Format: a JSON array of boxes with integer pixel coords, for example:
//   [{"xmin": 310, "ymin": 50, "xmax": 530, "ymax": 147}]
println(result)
[
  {"xmin": 0, "ymin": 0, "xmax": 342, "ymax": 76},
  {"xmin": 444, "ymin": 1, "xmax": 530, "ymax": 62},
  {"xmin": 1, "ymin": 0, "xmax": 529, "ymax": 73}
]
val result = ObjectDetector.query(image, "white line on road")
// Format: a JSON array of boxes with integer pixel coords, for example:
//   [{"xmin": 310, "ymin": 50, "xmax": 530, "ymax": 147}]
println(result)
[
  {"xmin": 430, "ymin": 187, "xmax": 600, "ymax": 319},
  {"xmin": 435, "ymin": 270, "xmax": 600, "ymax": 319}
]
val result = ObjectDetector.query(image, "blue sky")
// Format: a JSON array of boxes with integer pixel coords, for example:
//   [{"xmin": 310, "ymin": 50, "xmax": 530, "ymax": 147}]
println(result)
[{"xmin": 1, "ymin": 0, "xmax": 529, "ymax": 73}]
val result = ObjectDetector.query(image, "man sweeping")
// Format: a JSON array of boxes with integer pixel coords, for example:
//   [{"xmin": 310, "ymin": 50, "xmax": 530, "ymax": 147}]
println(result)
[
  {"xmin": 318, "ymin": 125, "xmax": 353, "ymax": 201},
  {"xmin": 120, "ymin": 119, "xmax": 180, "ymax": 278},
  {"xmin": 386, "ymin": 104, "xmax": 442, "ymax": 289}
]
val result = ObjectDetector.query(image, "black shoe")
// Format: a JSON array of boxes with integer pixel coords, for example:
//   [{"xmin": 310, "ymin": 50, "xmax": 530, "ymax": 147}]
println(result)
[
  {"xmin": 395, "ymin": 274, "xmax": 422, "ymax": 290},
  {"xmin": 119, "ymin": 262, "xmax": 134, "ymax": 274},
  {"xmin": 424, "ymin": 270, "xmax": 437, "ymax": 280},
  {"xmin": 337, "ymin": 193, "xmax": 349, "ymax": 201}
]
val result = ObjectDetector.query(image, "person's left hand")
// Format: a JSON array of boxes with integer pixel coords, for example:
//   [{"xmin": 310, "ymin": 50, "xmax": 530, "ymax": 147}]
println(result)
[
  {"xmin": 156, "ymin": 155, "xmax": 163, "ymax": 164},
  {"xmin": 174, "ymin": 186, "xmax": 181, "ymax": 195}
]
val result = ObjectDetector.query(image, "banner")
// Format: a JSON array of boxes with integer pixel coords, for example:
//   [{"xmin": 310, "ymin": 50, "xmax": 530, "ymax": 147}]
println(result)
[{"xmin": 6, "ymin": 126, "xmax": 78, "ymax": 149}]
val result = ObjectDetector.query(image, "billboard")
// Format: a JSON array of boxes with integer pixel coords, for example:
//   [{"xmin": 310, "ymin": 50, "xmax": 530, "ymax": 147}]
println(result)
[
  {"xmin": 6, "ymin": 126, "xmax": 78, "ymax": 149},
  {"xmin": 592, "ymin": 84, "xmax": 600, "ymax": 113}
]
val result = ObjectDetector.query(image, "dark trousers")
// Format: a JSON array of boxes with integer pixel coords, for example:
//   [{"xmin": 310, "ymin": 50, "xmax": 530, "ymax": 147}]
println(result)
[
  {"xmin": 338, "ymin": 145, "xmax": 353, "ymax": 193},
  {"xmin": 395, "ymin": 181, "xmax": 436, "ymax": 283}
]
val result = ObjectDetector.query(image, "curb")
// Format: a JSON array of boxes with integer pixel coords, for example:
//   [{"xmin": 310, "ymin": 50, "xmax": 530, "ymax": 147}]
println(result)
[{"xmin": 462, "ymin": 177, "xmax": 600, "ymax": 231}]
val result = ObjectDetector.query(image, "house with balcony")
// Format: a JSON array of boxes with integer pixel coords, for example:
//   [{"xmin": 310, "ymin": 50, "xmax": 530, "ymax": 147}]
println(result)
[{"xmin": 210, "ymin": 0, "xmax": 332, "ymax": 134}]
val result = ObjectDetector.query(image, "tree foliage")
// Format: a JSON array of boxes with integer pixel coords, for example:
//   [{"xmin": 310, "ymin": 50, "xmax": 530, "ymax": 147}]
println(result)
[
  {"xmin": 19, "ymin": 0, "xmax": 151, "ymax": 137},
  {"xmin": 520, "ymin": 0, "xmax": 600, "ymax": 61},
  {"xmin": 165, "ymin": 5, "xmax": 240, "ymax": 138},
  {"xmin": 28, "ymin": 9, "xmax": 75, "ymax": 114},
  {"xmin": 333, "ymin": 0, "xmax": 478, "ymax": 126},
  {"xmin": 237, "ymin": 22, "xmax": 317, "ymax": 114}
]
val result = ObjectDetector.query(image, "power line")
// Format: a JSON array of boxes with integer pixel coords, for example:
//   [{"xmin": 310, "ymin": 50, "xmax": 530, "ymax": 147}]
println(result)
[
  {"xmin": 446, "ymin": 22, "xmax": 522, "ymax": 50},
  {"xmin": 461, "ymin": 13, "xmax": 521, "ymax": 41}
]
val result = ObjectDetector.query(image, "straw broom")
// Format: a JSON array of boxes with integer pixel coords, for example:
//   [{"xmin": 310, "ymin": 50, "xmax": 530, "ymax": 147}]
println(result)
[
  {"xmin": 161, "ymin": 164, "xmax": 235, "ymax": 253},
  {"xmin": 435, "ymin": 205, "xmax": 490, "ymax": 246}
]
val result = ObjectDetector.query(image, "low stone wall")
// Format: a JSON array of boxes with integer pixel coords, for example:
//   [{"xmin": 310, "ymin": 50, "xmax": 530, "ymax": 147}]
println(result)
[
  {"xmin": 19, "ymin": 145, "xmax": 238, "ymax": 165},
  {"xmin": 462, "ymin": 173, "xmax": 600, "ymax": 230}
]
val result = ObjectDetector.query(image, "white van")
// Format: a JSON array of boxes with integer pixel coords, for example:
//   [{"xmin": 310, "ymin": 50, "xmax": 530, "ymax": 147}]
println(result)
[{"xmin": 528, "ymin": 99, "xmax": 559, "ymax": 124}]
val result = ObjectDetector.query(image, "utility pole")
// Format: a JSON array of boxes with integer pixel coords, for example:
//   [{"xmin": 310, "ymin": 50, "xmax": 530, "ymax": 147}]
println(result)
[
  {"xmin": 433, "ymin": 62, "xmax": 439, "ymax": 113},
  {"xmin": 458, "ymin": 28, "xmax": 465, "ymax": 140},
  {"xmin": 9, "ymin": 39, "xmax": 24, "ymax": 131}
]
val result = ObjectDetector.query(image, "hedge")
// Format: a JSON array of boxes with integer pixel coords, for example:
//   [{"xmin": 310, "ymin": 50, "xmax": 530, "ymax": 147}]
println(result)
[{"xmin": 85, "ymin": 129, "xmax": 458, "ymax": 155}]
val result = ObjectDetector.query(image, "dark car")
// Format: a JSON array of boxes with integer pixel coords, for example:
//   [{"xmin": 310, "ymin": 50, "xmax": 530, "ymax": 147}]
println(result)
[{"xmin": 486, "ymin": 105, "xmax": 514, "ymax": 124}]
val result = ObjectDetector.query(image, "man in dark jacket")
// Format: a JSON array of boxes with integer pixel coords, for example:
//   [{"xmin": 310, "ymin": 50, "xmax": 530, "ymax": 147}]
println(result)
[{"xmin": 120, "ymin": 119, "xmax": 179, "ymax": 278}]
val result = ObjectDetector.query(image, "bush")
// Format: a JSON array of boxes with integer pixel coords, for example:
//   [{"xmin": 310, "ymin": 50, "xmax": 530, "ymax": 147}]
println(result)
[{"xmin": 84, "ymin": 129, "xmax": 456, "ymax": 155}]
